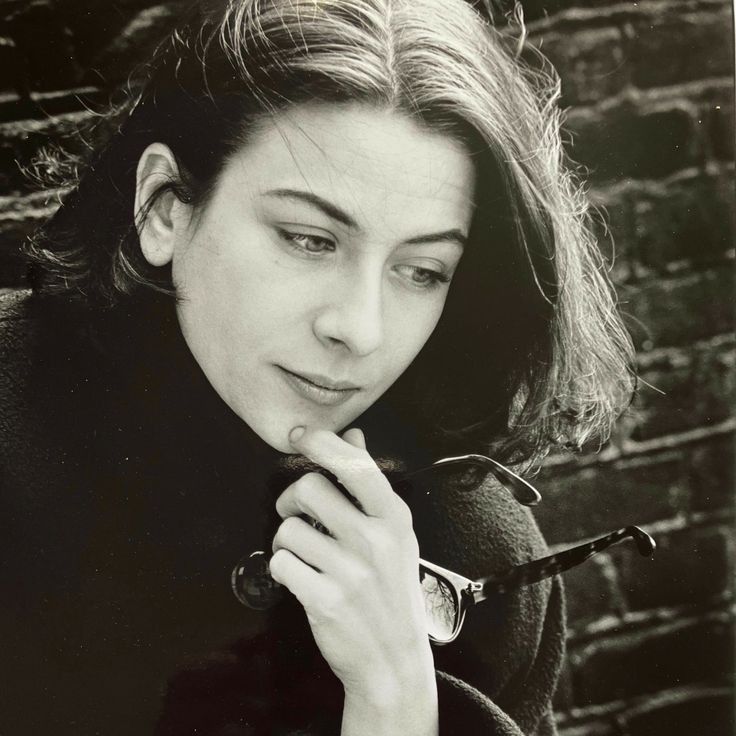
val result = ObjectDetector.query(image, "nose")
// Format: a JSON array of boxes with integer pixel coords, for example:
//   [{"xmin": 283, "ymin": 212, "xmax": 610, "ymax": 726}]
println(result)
[{"xmin": 312, "ymin": 265, "xmax": 384, "ymax": 357}]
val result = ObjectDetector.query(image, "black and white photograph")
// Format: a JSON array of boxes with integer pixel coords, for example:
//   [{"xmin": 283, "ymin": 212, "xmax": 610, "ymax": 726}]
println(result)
[{"xmin": 0, "ymin": 0, "xmax": 733, "ymax": 734}]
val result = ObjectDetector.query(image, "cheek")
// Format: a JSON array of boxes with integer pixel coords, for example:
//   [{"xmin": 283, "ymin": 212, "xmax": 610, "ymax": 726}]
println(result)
[{"xmin": 384, "ymin": 296, "xmax": 445, "ymax": 378}]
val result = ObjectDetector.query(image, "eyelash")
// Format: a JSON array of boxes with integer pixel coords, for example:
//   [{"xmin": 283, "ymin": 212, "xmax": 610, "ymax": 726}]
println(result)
[
  {"xmin": 396, "ymin": 265, "xmax": 451, "ymax": 290},
  {"xmin": 278, "ymin": 229, "xmax": 451, "ymax": 291},
  {"xmin": 279, "ymin": 230, "xmax": 336, "ymax": 255}
]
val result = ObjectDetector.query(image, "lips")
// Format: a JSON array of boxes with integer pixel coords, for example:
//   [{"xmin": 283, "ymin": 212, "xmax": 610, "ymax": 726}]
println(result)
[{"xmin": 277, "ymin": 366, "xmax": 362, "ymax": 407}]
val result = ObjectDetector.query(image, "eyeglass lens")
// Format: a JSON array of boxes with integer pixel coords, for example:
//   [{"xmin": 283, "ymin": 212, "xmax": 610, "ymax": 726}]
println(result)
[
  {"xmin": 232, "ymin": 551, "xmax": 286, "ymax": 610},
  {"xmin": 419, "ymin": 566, "xmax": 460, "ymax": 643}
]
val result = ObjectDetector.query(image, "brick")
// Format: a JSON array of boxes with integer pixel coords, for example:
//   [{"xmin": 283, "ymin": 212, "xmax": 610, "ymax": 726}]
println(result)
[
  {"xmin": 706, "ymin": 97, "xmax": 735, "ymax": 162},
  {"xmin": 625, "ymin": 690, "xmax": 735, "ymax": 736},
  {"xmin": 632, "ymin": 340, "xmax": 736, "ymax": 441},
  {"xmin": 0, "ymin": 86, "xmax": 106, "ymax": 125},
  {"xmin": 630, "ymin": 8, "xmax": 734, "ymax": 89},
  {"xmin": 1, "ymin": 0, "xmax": 160, "ymax": 83},
  {"xmin": 0, "ymin": 37, "xmax": 22, "ymax": 96},
  {"xmin": 613, "ymin": 526, "xmax": 733, "ymax": 612},
  {"xmin": 0, "ymin": 1, "xmax": 81, "ymax": 92},
  {"xmin": 570, "ymin": 616, "xmax": 734, "ymax": 705},
  {"xmin": 564, "ymin": 553, "xmax": 626, "ymax": 628},
  {"xmin": 557, "ymin": 720, "xmax": 616, "ymax": 736},
  {"xmin": 619, "ymin": 265, "xmax": 734, "ymax": 350},
  {"xmin": 533, "ymin": 26, "xmax": 629, "ymax": 105},
  {"xmin": 631, "ymin": 169, "xmax": 735, "ymax": 272},
  {"xmin": 522, "ymin": 0, "xmax": 614, "ymax": 24},
  {"xmin": 66, "ymin": 1, "xmax": 164, "ymax": 70},
  {"xmin": 534, "ymin": 454, "xmax": 691, "ymax": 544},
  {"xmin": 86, "ymin": 4, "xmax": 176, "ymax": 87},
  {"xmin": 688, "ymin": 435, "xmax": 735, "ymax": 513},
  {"xmin": 567, "ymin": 104, "xmax": 700, "ymax": 184}
]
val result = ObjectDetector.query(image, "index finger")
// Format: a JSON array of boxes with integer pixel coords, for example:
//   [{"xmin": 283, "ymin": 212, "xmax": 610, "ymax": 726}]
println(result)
[{"xmin": 288, "ymin": 427, "xmax": 395, "ymax": 517}]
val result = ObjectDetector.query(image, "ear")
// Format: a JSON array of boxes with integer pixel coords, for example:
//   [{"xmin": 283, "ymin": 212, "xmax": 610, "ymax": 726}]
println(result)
[{"xmin": 134, "ymin": 142, "xmax": 189, "ymax": 267}]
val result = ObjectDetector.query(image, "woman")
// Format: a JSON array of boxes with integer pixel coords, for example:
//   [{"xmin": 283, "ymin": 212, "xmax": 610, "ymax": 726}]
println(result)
[{"xmin": 0, "ymin": 0, "xmax": 635, "ymax": 733}]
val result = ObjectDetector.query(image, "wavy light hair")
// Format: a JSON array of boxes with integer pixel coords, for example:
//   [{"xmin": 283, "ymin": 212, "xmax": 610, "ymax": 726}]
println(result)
[{"xmin": 26, "ymin": 0, "xmax": 635, "ymax": 462}]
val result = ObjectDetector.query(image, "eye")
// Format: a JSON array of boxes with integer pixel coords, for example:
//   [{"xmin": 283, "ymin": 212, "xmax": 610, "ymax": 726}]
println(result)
[
  {"xmin": 394, "ymin": 264, "xmax": 451, "ymax": 291},
  {"xmin": 279, "ymin": 229, "xmax": 336, "ymax": 255}
]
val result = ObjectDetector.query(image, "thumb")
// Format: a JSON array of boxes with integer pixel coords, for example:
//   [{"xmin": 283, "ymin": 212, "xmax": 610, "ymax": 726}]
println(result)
[{"xmin": 341, "ymin": 427, "xmax": 366, "ymax": 451}]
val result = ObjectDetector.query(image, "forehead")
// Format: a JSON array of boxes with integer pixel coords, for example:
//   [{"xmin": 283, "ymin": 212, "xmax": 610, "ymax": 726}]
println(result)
[{"xmin": 219, "ymin": 102, "xmax": 476, "ymax": 228}]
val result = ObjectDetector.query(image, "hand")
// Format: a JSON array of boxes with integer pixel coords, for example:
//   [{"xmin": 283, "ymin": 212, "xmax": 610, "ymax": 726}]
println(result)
[{"xmin": 269, "ymin": 426, "xmax": 438, "ymax": 735}]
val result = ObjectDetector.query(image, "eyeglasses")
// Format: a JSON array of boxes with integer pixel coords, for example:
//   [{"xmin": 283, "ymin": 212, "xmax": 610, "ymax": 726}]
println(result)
[
  {"xmin": 231, "ymin": 455, "xmax": 656, "ymax": 644},
  {"xmin": 418, "ymin": 525, "xmax": 655, "ymax": 643}
]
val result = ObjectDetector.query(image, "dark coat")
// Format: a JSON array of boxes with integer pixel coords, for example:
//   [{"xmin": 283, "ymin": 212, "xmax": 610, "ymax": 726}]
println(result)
[{"xmin": 0, "ymin": 289, "xmax": 565, "ymax": 735}]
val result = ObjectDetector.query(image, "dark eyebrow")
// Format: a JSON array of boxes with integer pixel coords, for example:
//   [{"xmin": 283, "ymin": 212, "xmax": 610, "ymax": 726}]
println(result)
[
  {"xmin": 262, "ymin": 189, "xmax": 358, "ymax": 230},
  {"xmin": 403, "ymin": 230, "xmax": 467, "ymax": 249},
  {"xmin": 262, "ymin": 188, "xmax": 467, "ymax": 249}
]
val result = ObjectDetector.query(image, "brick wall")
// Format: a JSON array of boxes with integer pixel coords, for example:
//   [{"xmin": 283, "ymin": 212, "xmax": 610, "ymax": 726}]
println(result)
[
  {"xmin": 524, "ymin": 2, "xmax": 735, "ymax": 734},
  {"xmin": 0, "ymin": 1, "xmax": 733, "ymax": 734}
]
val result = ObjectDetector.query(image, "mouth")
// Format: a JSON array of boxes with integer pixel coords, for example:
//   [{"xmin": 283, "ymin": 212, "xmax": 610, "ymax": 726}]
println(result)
[{"xmin": 277, "ymin": 366, "xmax": 362, "ymax": 407}]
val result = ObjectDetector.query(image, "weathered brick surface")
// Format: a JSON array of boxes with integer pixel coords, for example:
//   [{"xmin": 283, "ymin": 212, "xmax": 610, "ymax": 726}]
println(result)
[
  {"xmin": 86, "ymin": 3, "xmax": 176, "ymax": 86},
  {"xmin": 636, "ymin": 170, "xmax": 733, "ymax": 270},
  {"xmin": 628, "ymin": 6, "xmax": 734, "ymax": 90},
  {"xmin": 687, "ymin": 433, "xmax": 735, "ymax": 513},
  {"xmin": 536, "ymin": 452, "xmax": 694, "ymax": 544},
  {"xmin": 625, "ymin": 689, "xmax": 735, "ymax": 736},
  {"xmin": 632, "ymin": 337, "xmax": 736, "ymax": 440},
  {"xmin": 533, "ymin": 25, "xmax": 629, "ymax": 105},
  {"xmin": 558, "ymin": 685, "xmax": 736, "ymax": 736},
  {"xmin": 707, "ymin": 94, "xmax": 736, "ymax": 161},
  {"xmin": 568, "ymin": 101, "xmax": 700, "ymax": 183},
  {"xmin": 562, "ymin": 553, "xmax": 624, "ymax": 627},
  {"xmin": 531, "ymin": 4, "xmax": 734, "ymax": 106},
  {"xmin": 612, "ymin": 525, "xmax": 733, "ymax": 612},
  {"xmin": 570, "ymin": 615, "xmax": 733, "ymax": 705},
  {"xmin": 588, "ymin": 163, "xmax": 735, "ymax": 287},
  {"xmin": 0, "ymin": 0, "xmax": 159, "ymax": 92},
  {"xmin": 619, "ymin": 265, "xmax": 733, "ymax": 350}
]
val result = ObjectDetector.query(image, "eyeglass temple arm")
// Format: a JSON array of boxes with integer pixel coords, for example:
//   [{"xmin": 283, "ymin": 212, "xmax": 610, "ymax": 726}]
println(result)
[
  {"xmin": 398, "ymin": 454, "xmax": 542, "ymax": 507},
  {"xmin": 475, "ymin": 525, "xmax": 656, "ymax": 600}
]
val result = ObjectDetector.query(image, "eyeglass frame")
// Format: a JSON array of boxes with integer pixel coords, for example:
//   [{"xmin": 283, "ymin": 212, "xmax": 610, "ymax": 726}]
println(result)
[
  {"xmin": 419, "ymin": 524, "xmax": 656, "ymax": 644},
  {"xmin": 231, "ymin": 454, "xmax": 656, "ymax": 644}
]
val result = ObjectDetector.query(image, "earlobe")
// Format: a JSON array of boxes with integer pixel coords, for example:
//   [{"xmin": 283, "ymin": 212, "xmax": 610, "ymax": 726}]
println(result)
[{"xmin": 135, "ymin": 142, "xmax": 187, "ymax": 267}]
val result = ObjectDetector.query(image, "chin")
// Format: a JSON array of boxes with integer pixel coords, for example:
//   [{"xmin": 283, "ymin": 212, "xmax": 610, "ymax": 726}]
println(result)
[{"xmin": 236, "ymin": 401, "xmax": 364, "ymax": 453}]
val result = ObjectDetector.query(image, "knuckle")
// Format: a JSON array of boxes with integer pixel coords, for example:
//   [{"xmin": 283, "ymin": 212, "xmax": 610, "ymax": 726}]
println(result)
[
  {"xmin": 268, "ymin": 549, "xmax": 289, "ymax": 581},
  {"xmin": 336, "ymin": 448, "xmax": 375, "ymax": 477},
  {"xmin": 272, "ymin": 516, "xmax": 297, "ymax": 551},
  {"xmin": 292, "ymin": 473, "xmax": 320, "ymax": 507},
  {"xmin": 349, "ymin": 563, "xmax": 373, "ymax": 593},
  {"xmin": 392, "ymin": 497, "xmax": 414, "ymax": 528},
  {"xmin": 404, "ymin": 532, "xmax": 420, "ymax": 559},
  {"xmin": 355, "ymin": 519, "xmax": 383, "ymax": 549},
  {"xmin": 280, "ymin": 514, "xmax": 303, "ymax": 538}
]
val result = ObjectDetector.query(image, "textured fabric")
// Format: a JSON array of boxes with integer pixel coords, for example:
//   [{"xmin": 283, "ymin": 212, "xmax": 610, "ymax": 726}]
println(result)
[{"xmin": 0, "ymin": 290, "xmax": 565, "ymax": 735}]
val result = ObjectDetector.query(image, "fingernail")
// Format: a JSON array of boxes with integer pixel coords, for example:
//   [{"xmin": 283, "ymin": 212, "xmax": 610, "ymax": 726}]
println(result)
[{"xmin": 289, "ymin": 426, "xmax": 306, "ymax": 444}]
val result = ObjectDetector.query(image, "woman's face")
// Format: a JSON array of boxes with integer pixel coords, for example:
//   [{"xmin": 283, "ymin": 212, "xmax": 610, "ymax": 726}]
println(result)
[{"xmin": 162, "ymin": 104, "xmax": 475, "ymax": 452}]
